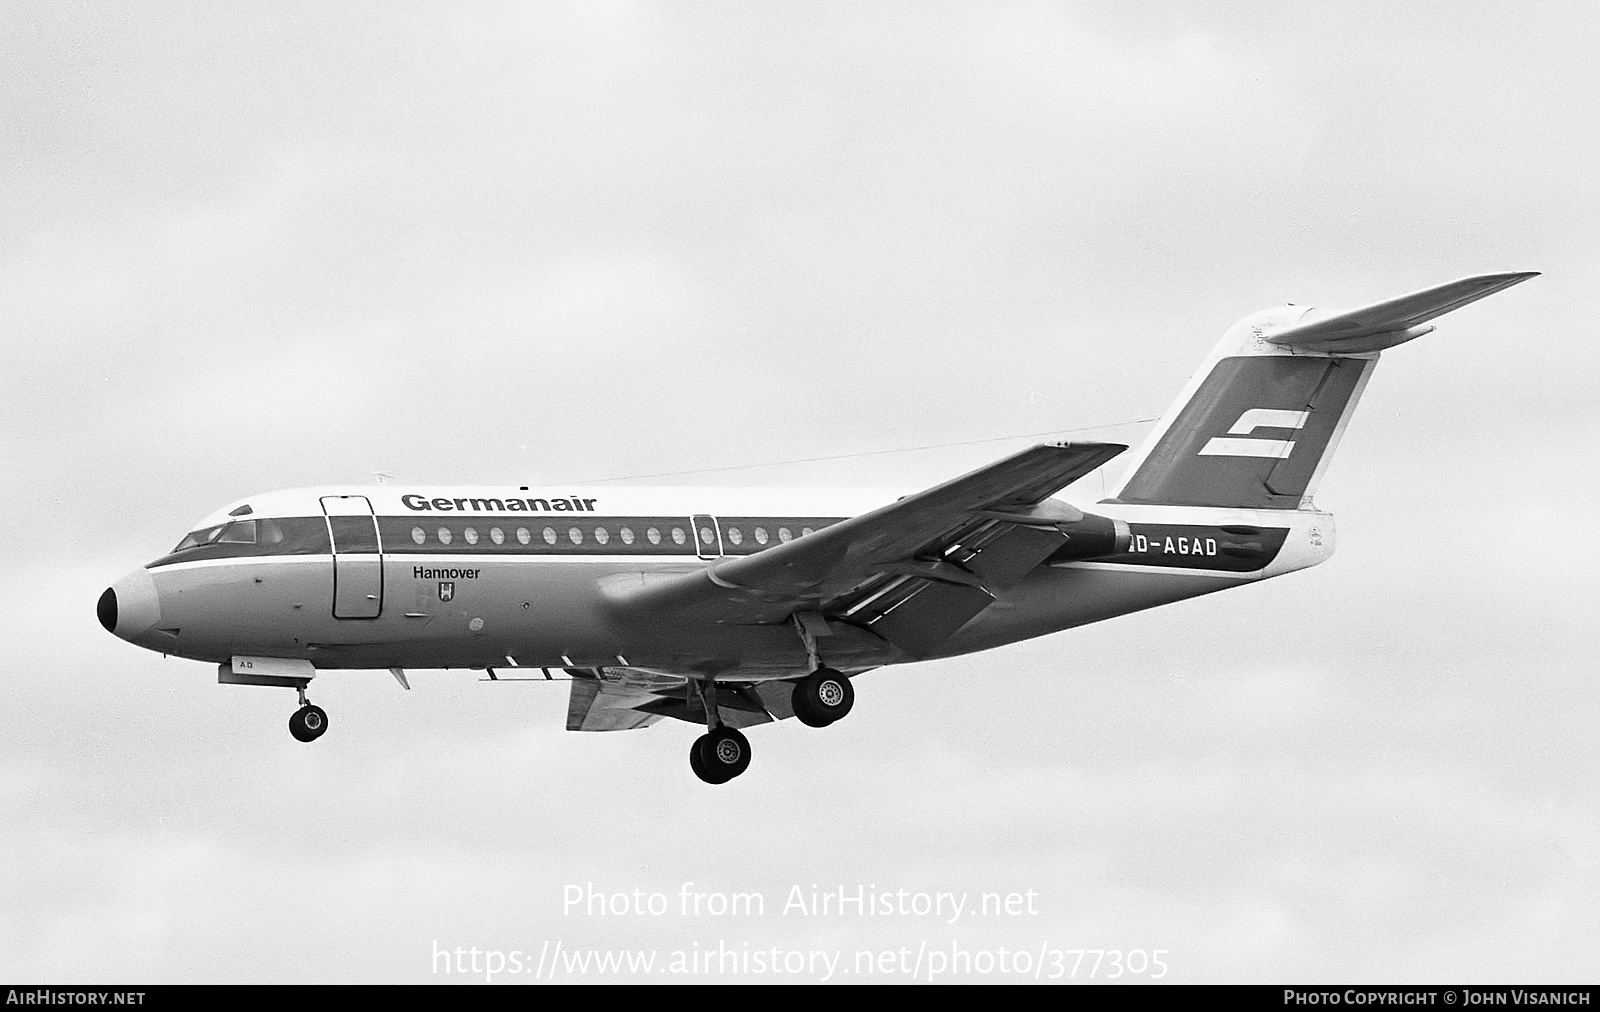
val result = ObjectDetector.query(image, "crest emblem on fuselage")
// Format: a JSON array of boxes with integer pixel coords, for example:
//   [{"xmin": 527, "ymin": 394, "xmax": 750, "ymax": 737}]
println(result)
[{"xmin": 439, "ymin": 582, "xmax": 455, "ymax": 602}]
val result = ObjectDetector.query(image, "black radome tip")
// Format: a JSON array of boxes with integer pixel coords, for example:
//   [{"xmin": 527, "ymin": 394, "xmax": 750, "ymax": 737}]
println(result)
[{"xmin": 97, "ymin": 587, "xmax": 117, "ymax": 633}]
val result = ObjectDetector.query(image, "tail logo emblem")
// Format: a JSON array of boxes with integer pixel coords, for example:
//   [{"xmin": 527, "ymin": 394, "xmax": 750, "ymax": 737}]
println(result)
[{"xmin": 1199, "ymin": 408, "xmax": 1310, "ymax": 459}]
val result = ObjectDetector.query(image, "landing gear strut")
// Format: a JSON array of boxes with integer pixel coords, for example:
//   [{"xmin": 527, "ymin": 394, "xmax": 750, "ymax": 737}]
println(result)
[
  {"xmin": 288, "ymin": 683, "xmax": 329, "ymax": 743},
  {"xmin": 792, "ymin": 668, "xmax": 854, "ymax": 727},
  {"xmin": 787, "ymin": 612, "xmax": 855, "ymax": 728},
  {"xmin": 688, "ymin": 678, "xmax": 750, "ymax": 784}
]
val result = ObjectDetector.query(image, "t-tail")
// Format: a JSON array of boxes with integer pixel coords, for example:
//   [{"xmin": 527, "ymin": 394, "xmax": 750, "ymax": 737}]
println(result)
[{"xmin": 1105, "ymin": 272, "xmax": 1539, "ymax": 511}]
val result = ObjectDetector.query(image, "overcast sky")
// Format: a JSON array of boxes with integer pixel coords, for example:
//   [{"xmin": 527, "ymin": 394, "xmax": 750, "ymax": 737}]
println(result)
[{"xmin": 2, "ymin": 1, "xmax": 1596, "ymax": 983}]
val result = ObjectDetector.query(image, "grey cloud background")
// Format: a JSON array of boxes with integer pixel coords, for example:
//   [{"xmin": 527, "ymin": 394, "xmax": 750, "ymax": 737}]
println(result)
[{"xmin": 1, "ymin": 1, "xmax": 1596, "ymax": 982}]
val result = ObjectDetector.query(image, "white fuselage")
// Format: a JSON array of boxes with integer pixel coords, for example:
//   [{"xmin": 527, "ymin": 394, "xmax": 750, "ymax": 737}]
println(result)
[{"xmin": 104, "ymin": 484, "xmax": 1333, "ymax": 681}]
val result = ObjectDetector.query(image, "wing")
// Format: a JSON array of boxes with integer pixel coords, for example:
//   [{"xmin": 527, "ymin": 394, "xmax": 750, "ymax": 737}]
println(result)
[
  {"xmin": 564, "ymin": 667, "xmax": 789, "ymax": 731},
  {"xmin": 605, "ymin": 441, "xmax": 1127, "ymax": 657},
  {"xmin": 1265, "ymin": 271, "xmax": 1539, "ymax": 354}
]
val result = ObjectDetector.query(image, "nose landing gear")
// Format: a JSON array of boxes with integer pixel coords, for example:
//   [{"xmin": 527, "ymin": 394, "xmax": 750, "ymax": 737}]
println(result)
[
  {"xmin": 217, "ymin": 662, "xmax": 331, "ymax": 744},
  {"xmin": 288, "ymin": 684, "xmax": 329, "ymax": 743},
  {"xmin": 289, "ymin": 704, "xmax": 329, "ymax": 742}
]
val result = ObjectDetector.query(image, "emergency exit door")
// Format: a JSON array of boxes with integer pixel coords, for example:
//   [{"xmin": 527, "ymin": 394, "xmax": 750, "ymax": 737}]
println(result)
[
  {"xmin": 321, "ymin": 496, "xmax": 383, "ymax": 619},
  {"xmin": 691, "ymin": 514, "xmax": 723, "ymax": 559}
]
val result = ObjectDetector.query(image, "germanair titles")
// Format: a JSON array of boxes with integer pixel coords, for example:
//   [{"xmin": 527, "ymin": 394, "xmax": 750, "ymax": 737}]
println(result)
[{"xmin": 401, "ymin": 494, "xmax": 599, "ymax": 513}]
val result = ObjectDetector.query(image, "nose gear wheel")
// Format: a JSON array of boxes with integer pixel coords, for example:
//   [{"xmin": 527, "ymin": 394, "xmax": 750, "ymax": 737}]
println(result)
[{"xmin": 289, "ymin": 704, "xmax": 329, "ymax": 743}]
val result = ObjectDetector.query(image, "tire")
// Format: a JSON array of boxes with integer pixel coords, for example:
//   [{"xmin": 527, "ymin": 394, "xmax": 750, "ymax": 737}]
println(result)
[
  {"xmin": 289, "ymin": 704, "xmax": 329, "ymax": 743},
  {"xmin": 791, "ymin": 687, "xmax": 830, "ymax": 727},
  {"xmin": 695, "ymin": 727, "xmax": 750, "ymax": 782},
  {"xmin": 689, "ymin": 735, "xmax": 718, "ymax": 784},
  {"xmin": 792, "ymin": 668, "xmax": 854, "ymax": 727}
]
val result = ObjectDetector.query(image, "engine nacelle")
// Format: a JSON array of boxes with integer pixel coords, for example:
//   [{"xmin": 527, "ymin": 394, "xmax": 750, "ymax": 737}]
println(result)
[{"xmin": 1045, "ymin": 511, "xmax": 1131, "ymax": 562}]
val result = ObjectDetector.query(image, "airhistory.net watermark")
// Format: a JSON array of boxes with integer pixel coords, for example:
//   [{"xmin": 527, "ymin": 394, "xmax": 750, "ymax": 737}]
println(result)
[
  {"xmin": 4, "ymin": 994, "xmax": 146, "ymax": 1006},
  {"xmin": 560, "ymin": 880, "xmax": 1041, "ymax": 925},
  {"xmin": 431, "ymin": 939, "xmax": 1169, "ymax": 982}
]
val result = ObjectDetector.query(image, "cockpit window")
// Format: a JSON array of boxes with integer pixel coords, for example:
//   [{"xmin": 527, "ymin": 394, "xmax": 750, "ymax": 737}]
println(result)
[
  {"xmin": 172, "ymin": 524, "xmax": 227, "ymax": 552},
  {"xmin": 151, "ymin": 516, "xmax": 329, "ymax": 568},
  {"xmin": 217, "ymin": 520, "xmax": 257, "ymax": 544}
]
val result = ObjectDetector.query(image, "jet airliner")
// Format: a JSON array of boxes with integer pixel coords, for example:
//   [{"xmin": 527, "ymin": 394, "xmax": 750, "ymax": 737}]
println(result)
[{"xmin": 99, "ymin": 273, "xmax": 1536, "ymax": 783}]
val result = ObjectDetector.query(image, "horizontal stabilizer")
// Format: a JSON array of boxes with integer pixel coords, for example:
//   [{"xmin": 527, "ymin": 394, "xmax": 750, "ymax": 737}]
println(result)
[{"xmin": 1265, "ymin": 272, "xmax": 1538, "ymax": 353}]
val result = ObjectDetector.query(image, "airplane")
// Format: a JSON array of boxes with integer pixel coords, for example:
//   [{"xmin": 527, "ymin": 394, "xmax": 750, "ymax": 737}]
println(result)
[{"xmin": 98, "ymin": 272, "xmax": 1537, "ymax": 783}]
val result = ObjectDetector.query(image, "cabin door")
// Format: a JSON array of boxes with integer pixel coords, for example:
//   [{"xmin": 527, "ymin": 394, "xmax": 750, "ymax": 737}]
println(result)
[{"xmin": 321, "ymin": 495, "xmax": 383, "ymax": 619}]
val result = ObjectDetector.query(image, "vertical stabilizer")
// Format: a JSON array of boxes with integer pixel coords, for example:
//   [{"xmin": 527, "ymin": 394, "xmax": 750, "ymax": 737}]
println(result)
[{"xmin": 1106, "ymin": 273, "xmax": 1537, "ymax": 510}]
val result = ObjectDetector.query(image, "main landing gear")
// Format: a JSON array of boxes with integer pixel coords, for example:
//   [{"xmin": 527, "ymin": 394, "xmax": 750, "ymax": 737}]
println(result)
[
  {"xmin": 288, "ymin": 684, "xmax": 329, "ymax": 743},
  {"xmin": 688, "ymin": 675, "xmax": 755, "ymax": 787},
  {"xmin": 683, "ymin": 616, "xmax": 857, "ymax": 783},
  {"xmin": 685, "ymin": 668, "xmax": 857, "ymax": 784},
  {"xmin": 787, "ymin": 612, "xmax": 855, "ymax": 728},
  {"xmin": 690, "ymin": 726, "xmax": 751, "ymax": 785},
  {"xmin": 791, "ymin": 667, "xmax": 854, "ymax": 727},
  {"xmin": 688, "ymin": 679, "xmax": 751, "ymax": 785}
]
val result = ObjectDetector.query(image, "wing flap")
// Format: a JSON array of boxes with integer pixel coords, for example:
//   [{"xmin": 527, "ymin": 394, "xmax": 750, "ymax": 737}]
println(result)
[
  {"xmin": 565, "ymin": 668, "xmax": 781, "ymax": 731},
  {"xmin": 866, "ymin": 580, "xmax": 996, "ymax": 658},
  {"xmin": 565, "ymin": 675, "xmax": 667, "ymax": 732},
  {"xmin": 1265, "ymin": 272, "xmax": 1538, "ymax": 353}
]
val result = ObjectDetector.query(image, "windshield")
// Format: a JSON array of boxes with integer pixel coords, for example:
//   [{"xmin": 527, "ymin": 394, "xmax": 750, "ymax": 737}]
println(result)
[
  {"xmin": 172, "ymin": 524, "xmax": 226, "ymax": 552},
  {"xmin": 149, "ymin": 518, "xmax": 325, "ymax": 568},
  {"xmin": 172, "ymin": 519, "xmax": 257, "ymax": 552}
]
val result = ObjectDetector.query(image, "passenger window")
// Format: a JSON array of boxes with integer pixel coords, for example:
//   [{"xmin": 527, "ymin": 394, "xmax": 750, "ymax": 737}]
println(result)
[
  {"xmin": 517, "ymin": 527, "xmax": 531, "ymax": 545},
  {"xmin": 543, "ymin": 527, "xmax": 557, "ymax": 545},
  {"xmin": 727, "ymin": 527, "xmax": 743, "ymax": 546},
  {"xmin": 568, "ymin": 527, "xmax": 584, "ymax": 545},
  {"xmin": 778, "ymin": 527, "xmax": 792, "ymax": 543},
  {"xmin": 490, "ymin": 527, "xmax": 505, "ymax": 545},
  {"xmin": 411, "ymin": 527, "xmax": 426, "ymax": 545},
  {"xmin": 438, "ymin": 527, "xmax": 453, "ymax": 545},
  {"xmin": 464, "ymin": 528, "xmax": 478, "ymax": 545},
  {"xmin": 647, "ymin": 527, "xmax": 661, "ymax": 545},
  {"xmin": 699, "ymin": 526, "xmax": 715, "ymax": 546},
  {"xmin": 620, "ymin": 527, "xmax": 635, "ymax": 545},
  {"xmin": 671, "ymin": 527, "xmax": 687, "ymax": 545},
  {"xmin": 218, "ymin": 520, "xmax": 257, "ymax": 544},
  {"xmin": 594, "ymin": 527, "xmax": 610, "ymax": 545},
  {"xmin": 802, "ymin": 527, "xmax": 815, "ymax": 537},
  {"xmin": 754, "ymin": 527, "xmax": 768, "ymax": 545}
]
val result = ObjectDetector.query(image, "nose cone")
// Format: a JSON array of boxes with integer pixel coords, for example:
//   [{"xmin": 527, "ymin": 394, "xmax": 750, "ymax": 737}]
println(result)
[
  {"xmin": 97, "ymin": 587, "xmax": 117, "ymax": 632},
  {"xmin": 101, "ymin": 569, "xmax": 162, "ymax": 640}
]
